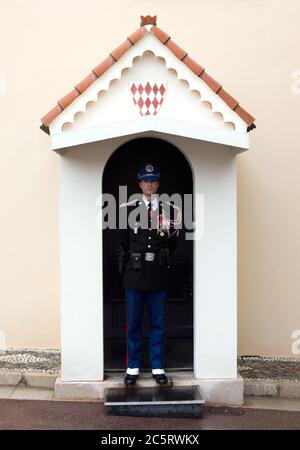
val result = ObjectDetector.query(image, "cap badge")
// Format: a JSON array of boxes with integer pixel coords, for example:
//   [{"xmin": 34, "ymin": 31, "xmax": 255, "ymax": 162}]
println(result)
[{"xmin": 145, "ymin": 164, "xmax": 154, "ymax": 173}]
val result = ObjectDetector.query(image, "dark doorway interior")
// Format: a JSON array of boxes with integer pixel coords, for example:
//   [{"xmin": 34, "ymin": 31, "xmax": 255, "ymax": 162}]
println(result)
[{"xmin": 102, "ymin": 137, "xmax": 193, "ymax": 371}]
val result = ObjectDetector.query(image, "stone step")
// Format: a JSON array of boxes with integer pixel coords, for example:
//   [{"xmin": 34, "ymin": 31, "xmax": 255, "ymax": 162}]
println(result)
[{"xmin": 104, "ymin": 385, "xmax": 205, "ymax": 418}]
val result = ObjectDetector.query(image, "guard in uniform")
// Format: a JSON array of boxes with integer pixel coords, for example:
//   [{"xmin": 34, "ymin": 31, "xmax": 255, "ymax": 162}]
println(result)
[{"xmin": 117, "ymin": 162, "xmax": 181, "ymax": 386}]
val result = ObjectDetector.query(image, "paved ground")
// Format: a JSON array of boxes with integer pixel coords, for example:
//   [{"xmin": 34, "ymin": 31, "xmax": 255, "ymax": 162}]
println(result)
[
  {"xmin": 0, "ymin": 396, "xmax": 299, "ymax": 430},
  {"xmin": 1, "ymin": 349, "xmax": 300, "ymax": 429}
]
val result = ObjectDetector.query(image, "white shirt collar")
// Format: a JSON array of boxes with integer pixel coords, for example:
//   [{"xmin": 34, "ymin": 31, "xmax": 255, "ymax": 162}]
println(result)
[{"xmin": 143, "ymin": 196, "xmax": 158, "ymax": 211}]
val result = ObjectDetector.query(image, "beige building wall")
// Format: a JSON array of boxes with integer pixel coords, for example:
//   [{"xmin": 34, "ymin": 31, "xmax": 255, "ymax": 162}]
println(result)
[{"xmin": 0, "ymin": 0, "xmax": 299, "ymax": 355}]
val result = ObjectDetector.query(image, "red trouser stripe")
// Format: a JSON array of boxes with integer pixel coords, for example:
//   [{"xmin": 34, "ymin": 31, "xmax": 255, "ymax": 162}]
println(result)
[{"xmin": 125, "ymin": 299, "xmax": 129, "ymax": 367}]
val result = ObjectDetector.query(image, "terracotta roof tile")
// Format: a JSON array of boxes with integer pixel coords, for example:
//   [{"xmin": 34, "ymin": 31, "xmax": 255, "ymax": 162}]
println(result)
[
  {"xmin": 182, "ymin": 55, "xmax": 204, "ymax": 76},
  {"xmin": 75, "ymin": 72, "xmax": 97, "ymax": 94},
  {"xmin": 92, "ymin": 55, "xmax": 115, "ymax": 77},
  {"xmin": 140, "ymin": 15, "xmax": 157, "ymax": 26},
  {"xmin": 199, "ymin": 71, "xmax": 222, "ymax": 93},
  {"xmin": 41, "ymin": 104, "xmax": 63, "ymax": 127},
  {"xmin": 127, "ymin": 26, "xmax": 147, "ymax": 44},
  {"xmin": 58, "ymin": 89, "xmax": 80, "ymax": 110},
  {"xmin": 40, "ymin": 16, "xmax": 256, "ymax": 134},
  {"xmin": 165, "ymin": 39, "xmax": 188, "ymax": 60},
  {"xmin": 151, "ymin": 26, "xmax": 170, "ymax": 44},
  {"xmin": 233, "ymin": 105, "xmax": 255, "ymax": 126},
  {"xmin": 217, "ymin": 88, "xmax": 239, "ymax": 110},
  {"xmin": 110, "ymin": 40, "xmax": 132, "ymax": 61}
]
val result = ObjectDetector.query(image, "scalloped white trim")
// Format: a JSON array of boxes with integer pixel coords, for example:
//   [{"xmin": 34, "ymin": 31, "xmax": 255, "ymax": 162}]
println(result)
[{"xmin": 49, "ymin": 32, "xmax": 247, "ymax": 136}]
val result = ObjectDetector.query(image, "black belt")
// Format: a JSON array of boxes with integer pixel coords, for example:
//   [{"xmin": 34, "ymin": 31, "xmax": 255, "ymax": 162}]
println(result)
[
  {"xmin": 129, "ymin": 250, "xmax": 169, "ymax": 267},
  {"xmin": 129, "ymin": 250, "xmax": 157, "ymax": 262}
]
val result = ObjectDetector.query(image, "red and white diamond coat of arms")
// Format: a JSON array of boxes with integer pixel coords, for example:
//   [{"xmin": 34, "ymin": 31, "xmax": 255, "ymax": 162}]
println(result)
[{"xmin": 130, "ymin": 81, "xmax": 167, "ymax": 116}]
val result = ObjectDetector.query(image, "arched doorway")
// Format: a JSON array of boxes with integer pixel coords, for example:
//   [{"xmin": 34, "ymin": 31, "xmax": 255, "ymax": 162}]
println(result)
[{"xmin": 102, "ymin": 137, "xmax": 193, "ymax": 372}]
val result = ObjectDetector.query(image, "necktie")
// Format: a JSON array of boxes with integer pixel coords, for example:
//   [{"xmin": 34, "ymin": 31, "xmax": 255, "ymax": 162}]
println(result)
[{"xmin": 148, "ymin": 202, "xmax": 152, "ymax": 226}]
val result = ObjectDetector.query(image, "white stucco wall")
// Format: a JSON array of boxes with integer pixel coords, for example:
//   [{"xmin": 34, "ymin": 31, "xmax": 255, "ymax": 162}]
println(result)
[{"xmin": 59, "ymin": 133, "xmax": 237, "ymax": 381}]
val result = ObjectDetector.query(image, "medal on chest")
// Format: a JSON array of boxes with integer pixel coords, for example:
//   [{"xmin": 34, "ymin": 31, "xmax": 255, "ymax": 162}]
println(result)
[
  {"xmin": 157, "ymin": 214, "xmax": 165, "ymax": 236},
  {"xmin": 157, "ymin": 203, "xmax": 170, "ymax": 237}
]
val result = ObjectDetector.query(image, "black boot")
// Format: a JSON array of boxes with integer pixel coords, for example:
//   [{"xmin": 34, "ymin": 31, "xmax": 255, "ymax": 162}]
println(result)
[
  {"xmin": 152, "ymin": 373, "xmax": 168, "ymax": 385},
  {"xmin": 124, "ymin": 373, "xmax": 139, "ymax": 386}
]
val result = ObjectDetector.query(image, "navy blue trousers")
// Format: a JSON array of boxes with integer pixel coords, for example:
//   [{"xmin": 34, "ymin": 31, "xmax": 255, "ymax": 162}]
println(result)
[{"xmin": 125, "ymin": 288, "xmax": 167, "ymax": 369}]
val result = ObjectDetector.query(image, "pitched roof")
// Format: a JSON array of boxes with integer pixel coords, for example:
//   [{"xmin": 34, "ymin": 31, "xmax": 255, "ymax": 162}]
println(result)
[{"xmin": 40, "ymin": 15, "xmax": 256, "ymax": 135}]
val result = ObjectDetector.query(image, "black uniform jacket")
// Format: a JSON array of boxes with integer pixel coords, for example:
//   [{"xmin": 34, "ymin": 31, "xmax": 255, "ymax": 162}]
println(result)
[{"xmin": 117, "ymin": 199, "xmax": 180, "ymax": 291}]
